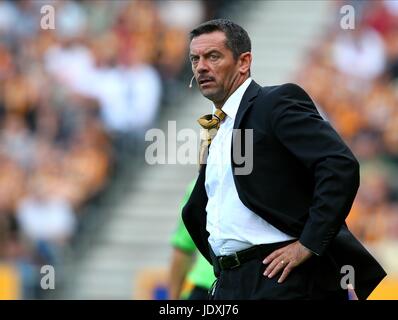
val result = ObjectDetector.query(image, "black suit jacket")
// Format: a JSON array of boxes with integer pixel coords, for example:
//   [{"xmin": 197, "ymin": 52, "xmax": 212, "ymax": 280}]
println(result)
[{"xmin": 182, "ymin": 81, "xmax": 386, "ymax": 299}]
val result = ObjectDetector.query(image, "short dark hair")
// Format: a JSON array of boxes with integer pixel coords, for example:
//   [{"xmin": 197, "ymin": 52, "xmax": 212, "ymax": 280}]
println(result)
[{"xmin": 189, "ymin": 19, "xmax": 251, "ymax": 60}]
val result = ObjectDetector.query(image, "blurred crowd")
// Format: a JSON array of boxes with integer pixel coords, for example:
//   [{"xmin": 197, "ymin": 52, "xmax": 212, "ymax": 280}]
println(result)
[
  {"xmin": 0, "ymin": 0, "xmax": 228, "ymax": 298},
  {"xmin": 296, "ymin": 0, "xmax": 398, "ymax": 261}
]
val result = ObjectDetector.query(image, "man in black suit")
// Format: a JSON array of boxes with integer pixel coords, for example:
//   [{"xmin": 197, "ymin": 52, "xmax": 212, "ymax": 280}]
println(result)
[{"xmin": 182, "ymin": 18, "xmax": 386, "ymax": 300}]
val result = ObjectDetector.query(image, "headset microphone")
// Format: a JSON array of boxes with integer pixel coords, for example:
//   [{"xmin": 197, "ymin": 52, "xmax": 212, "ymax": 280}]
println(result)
[{"xmin": 189, "ymin": 75, "xmax": 195, "ymax": 88}]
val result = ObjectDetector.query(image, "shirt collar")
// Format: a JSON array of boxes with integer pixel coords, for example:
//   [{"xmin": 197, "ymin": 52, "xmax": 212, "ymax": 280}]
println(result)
[{"xmin": 212, "ymin": 77, "xmax": 252, "ymax": 120}]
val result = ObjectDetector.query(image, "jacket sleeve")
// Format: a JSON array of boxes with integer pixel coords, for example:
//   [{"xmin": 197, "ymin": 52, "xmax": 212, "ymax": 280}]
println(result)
[{"xmin": 269, "ymin": 83, "xmax": 360, "ymax": 256}]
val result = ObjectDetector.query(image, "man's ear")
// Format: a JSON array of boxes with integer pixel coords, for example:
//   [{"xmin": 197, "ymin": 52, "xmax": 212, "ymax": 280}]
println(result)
[{"xmin": 239, "ymin": 52, "xmax": 252, "ymax": 75}]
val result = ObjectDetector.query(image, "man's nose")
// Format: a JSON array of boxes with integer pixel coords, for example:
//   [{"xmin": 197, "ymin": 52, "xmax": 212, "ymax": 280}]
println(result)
[{"xmin": 196, "ymin": 57, "xmax": 209, "ymax": 74}]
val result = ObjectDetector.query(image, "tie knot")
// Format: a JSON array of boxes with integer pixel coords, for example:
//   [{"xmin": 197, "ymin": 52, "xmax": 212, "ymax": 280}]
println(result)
[{"xmin": 197, "ymin": 108, "xmax": 227, "ymax": 130}]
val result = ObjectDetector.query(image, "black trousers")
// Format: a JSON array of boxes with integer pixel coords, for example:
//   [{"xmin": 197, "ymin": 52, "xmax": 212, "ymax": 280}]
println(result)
[{"xmin": 210, "ymin": 242, "xmax": 348, "ymax": 300}]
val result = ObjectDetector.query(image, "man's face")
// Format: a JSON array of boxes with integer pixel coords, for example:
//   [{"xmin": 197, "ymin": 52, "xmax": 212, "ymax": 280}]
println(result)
[{"xmin": 189, "ymin": 31, "xmax": 241, "ymax": 105}]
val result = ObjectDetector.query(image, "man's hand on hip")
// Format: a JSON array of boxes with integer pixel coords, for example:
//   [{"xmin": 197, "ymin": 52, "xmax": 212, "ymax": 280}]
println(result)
[{"xmin": 262, "ymin": 241, "xmax": 313, "ymax": 283}]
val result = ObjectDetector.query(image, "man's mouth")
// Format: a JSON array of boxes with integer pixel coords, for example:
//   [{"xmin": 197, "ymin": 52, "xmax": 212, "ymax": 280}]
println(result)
[{"xmin": 198, "ymin": 77, "xmax": 215, "ymax": 86}]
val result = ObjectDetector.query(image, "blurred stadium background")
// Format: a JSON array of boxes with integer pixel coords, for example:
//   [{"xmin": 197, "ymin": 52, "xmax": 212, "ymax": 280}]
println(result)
[{"xmin": 0, "ymin": 0, "xmax": 397, "ymax": 300}]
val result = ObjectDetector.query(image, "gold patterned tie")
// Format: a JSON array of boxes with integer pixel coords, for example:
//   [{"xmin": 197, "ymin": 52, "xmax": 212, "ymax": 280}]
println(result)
[{"xmin": 197, "ymin": 108, "xmax": 227, "ymax": 167}]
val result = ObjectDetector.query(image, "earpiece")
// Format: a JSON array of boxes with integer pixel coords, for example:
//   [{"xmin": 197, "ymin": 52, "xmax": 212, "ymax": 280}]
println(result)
[{"xmin": 189, "ymin": 75, "xmax": 195, "ymax": 88}]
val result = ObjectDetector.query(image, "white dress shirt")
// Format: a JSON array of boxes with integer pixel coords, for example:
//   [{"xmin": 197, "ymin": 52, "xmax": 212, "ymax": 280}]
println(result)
[{"xmin": 205, "ymin": 77, "xmax": 295, "ymax": 256}]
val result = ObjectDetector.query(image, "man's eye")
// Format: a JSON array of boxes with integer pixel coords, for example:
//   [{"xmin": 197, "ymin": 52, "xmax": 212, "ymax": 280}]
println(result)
[
  {"xmin": 210, "ymin": 55, "xmax": 219, "ymax": 61},
  {"xmin": 191, "ymin": 57, "xmax": 199, "ymax": 64}
]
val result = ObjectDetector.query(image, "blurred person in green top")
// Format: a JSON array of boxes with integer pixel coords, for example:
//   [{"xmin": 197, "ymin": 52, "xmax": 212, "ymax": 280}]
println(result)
[{"xmin": 168, "ymin": 181, "xmax": 216, "ymax": 300}]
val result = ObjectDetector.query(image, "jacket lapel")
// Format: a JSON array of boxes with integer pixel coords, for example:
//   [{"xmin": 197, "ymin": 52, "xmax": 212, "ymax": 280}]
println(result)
[{"xmin": 233, "ymin": 80, "xmax": 261, "ymax": 130}]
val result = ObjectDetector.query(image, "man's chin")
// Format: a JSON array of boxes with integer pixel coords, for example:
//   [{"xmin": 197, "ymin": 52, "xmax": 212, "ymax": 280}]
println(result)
[{"xmin": 201, "ymin": 89, "xmax": 221, "ymax": 102}]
